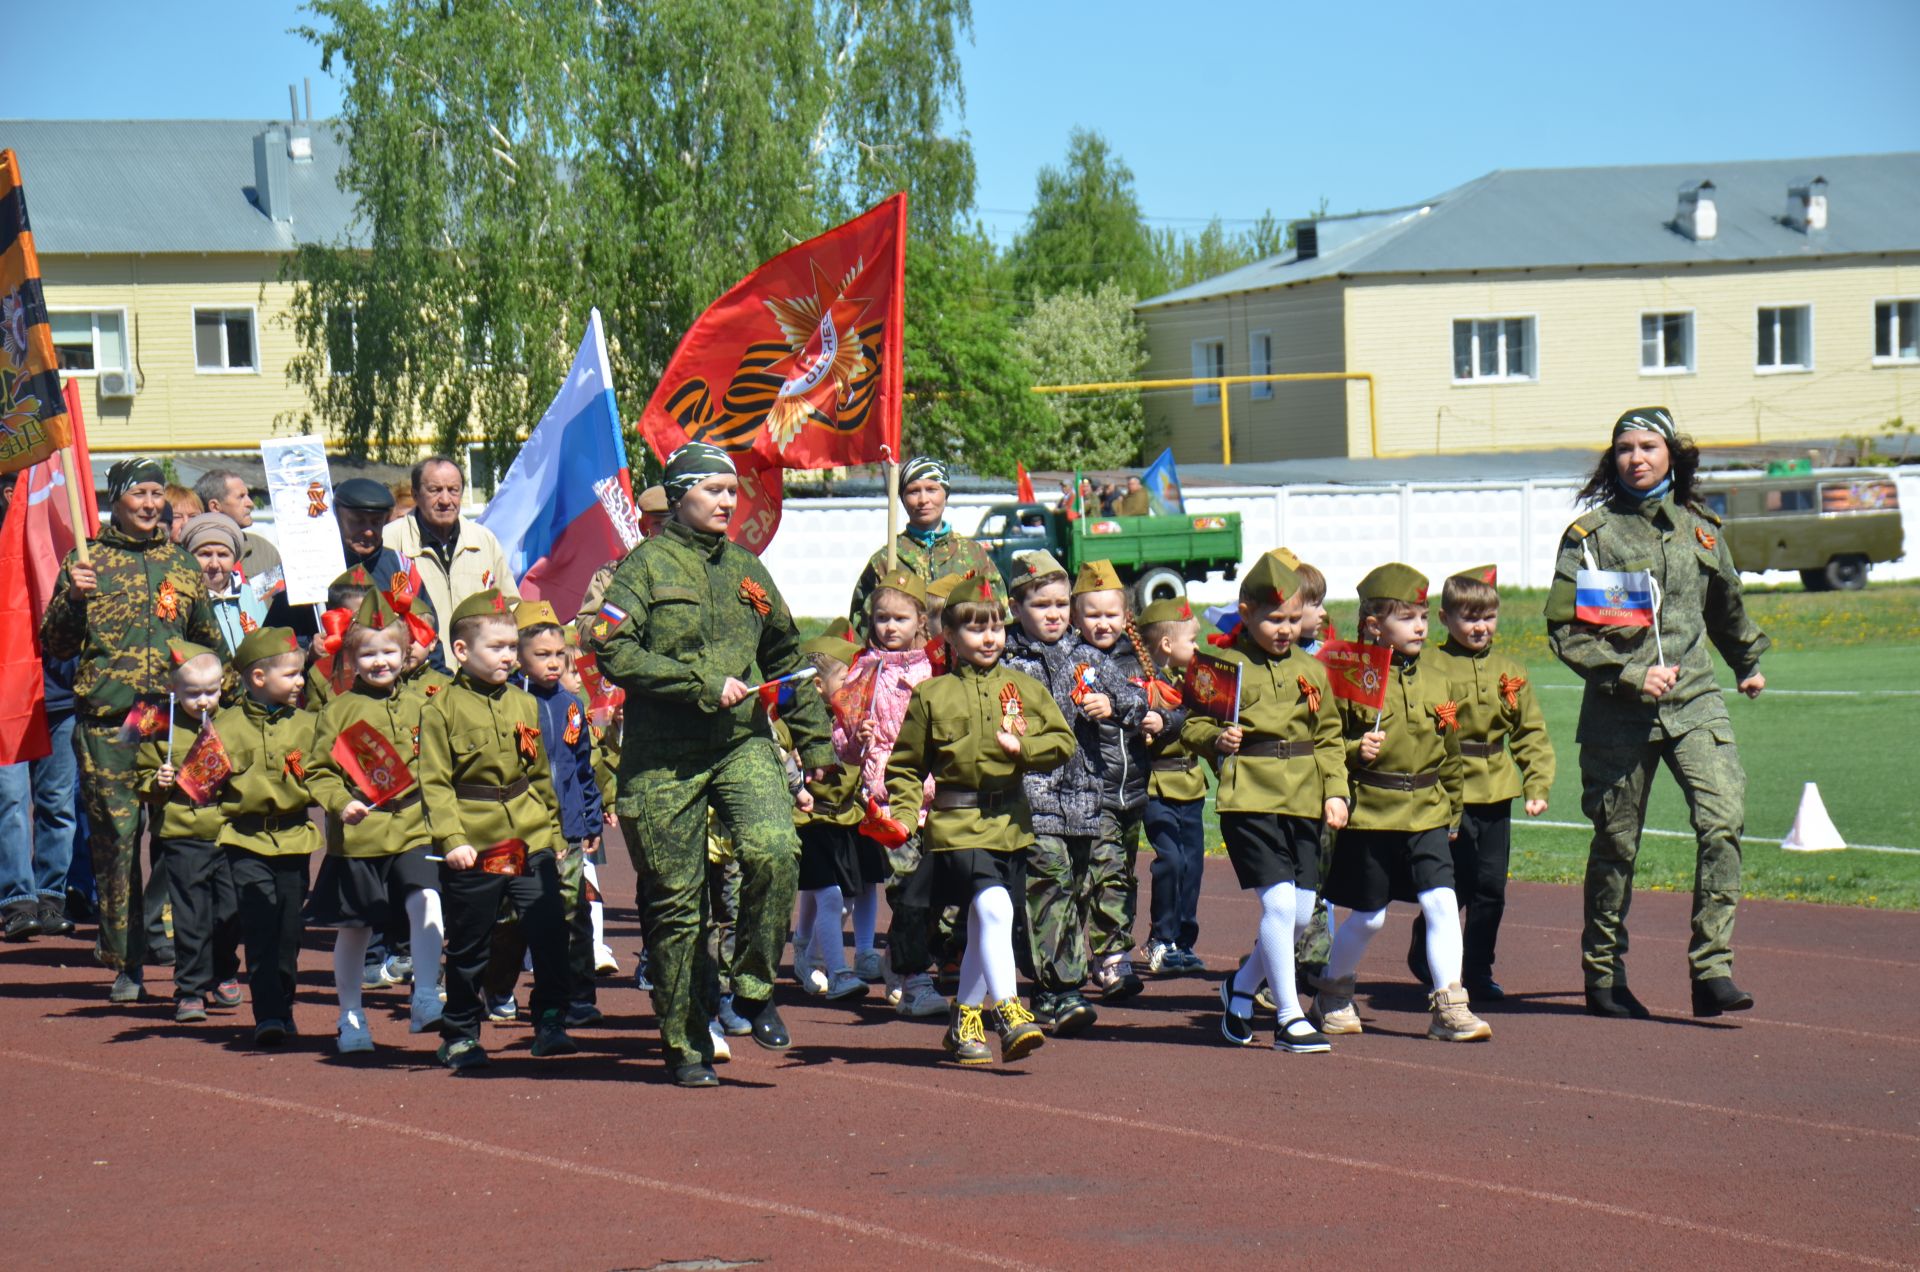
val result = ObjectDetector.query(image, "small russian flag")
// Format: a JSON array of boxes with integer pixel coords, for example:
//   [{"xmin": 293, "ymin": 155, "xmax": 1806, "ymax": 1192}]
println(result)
[
  {"xmin": 1575, "ymin": 568, "xmax": 1654, "ymax": 627},
  {"xmin": 1203, "ymin": 603, "xmax": 1240, "ymax": 649}
]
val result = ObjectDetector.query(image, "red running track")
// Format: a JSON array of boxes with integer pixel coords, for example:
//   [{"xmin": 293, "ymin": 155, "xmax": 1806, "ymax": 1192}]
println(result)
[{"xmin": 1, "ymin": 847, "xmax": 1915, "ymax": 1271}]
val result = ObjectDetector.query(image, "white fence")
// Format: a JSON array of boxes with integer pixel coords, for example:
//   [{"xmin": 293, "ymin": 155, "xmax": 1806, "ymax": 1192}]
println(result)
[{"xmin": 763, "ymin": 467, "xmax": 1920, "ymax": 619}]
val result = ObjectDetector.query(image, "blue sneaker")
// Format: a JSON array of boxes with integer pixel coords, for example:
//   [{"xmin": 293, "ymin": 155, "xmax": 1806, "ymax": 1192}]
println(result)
[
  {"xmin": 362, "ymin": 960, "xmax": 399, "ymax": 990},
  {"xmin": 716, "ymin": 994, "xmax": 753, "ymax": 1036},
  {"xmin": 384, "ymin": 955, "xmax": 414, "ymax": 984},
  {"xmin": 632, "ymin": 950, "xmax": 653, "ymax": 992},
  {"xmin": 484, "ymin": 992, "xmax": 518, "ymax": 1024}
]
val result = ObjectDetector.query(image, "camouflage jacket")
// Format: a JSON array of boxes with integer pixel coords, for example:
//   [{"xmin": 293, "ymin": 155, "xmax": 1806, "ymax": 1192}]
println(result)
[
  {"xmin": 41, "ymin": 522, "xmax": 222, "ymax": 721},
  {"xmin": 587, "ymin": 519, "xmax": 832, "ymax": 794},
  {"xmin": 847, "ymin": 527, "xmax": 1000, "ymax": 633},
  {"xmin": 1545, "ymin": 495, "xmax": 1769, "ymax": 744}
]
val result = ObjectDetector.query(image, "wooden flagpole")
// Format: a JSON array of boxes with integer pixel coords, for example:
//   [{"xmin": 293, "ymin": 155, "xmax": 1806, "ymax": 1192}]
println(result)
[
  {"xmin": 885, "ymin": 454, "xmax": 899, "ymax": 570},
  {"xmin": 57, "ymin": 445, "xmax": 90, "ymax": 567}
]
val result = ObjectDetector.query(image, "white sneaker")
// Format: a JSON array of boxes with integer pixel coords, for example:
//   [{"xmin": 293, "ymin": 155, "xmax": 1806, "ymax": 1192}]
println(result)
[
  {"xmin": 709, "ymin": 1020, "xmax": 732, "ymax": 1063},
  {"xmin": 409, "ymin": 990, "xmax": 444, "ymax": 1034},
  {"xmin": 793, "ymin": 937, "xmax": 828, "ymax": 994},
  {"xmin": 895, "ymin": 972, "xmax": 949, "ymax": 1018},
  {"xmin": 336, "ymin": 1010, "xmax": 375, "ymax": 1053},
  {"xmin": 593, "ymin": 943, "xmax": 621, "ymax": 976},
  {"xmin": 853, "ymin": 948, "xmax": 886, "ymax": 982},
  {"xmin": 826, "ymin": 967, "xmax": 869, "ymax": 1000},
  {"xmin": 1146, "ymin": 939, "xmax": 1173, "ymax": 974}
]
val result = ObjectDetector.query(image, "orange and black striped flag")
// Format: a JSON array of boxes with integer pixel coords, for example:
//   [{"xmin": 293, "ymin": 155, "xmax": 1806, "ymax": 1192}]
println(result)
[{"xmin": 0, "ymin": 149, "xmax": 72, "ymax": 475}]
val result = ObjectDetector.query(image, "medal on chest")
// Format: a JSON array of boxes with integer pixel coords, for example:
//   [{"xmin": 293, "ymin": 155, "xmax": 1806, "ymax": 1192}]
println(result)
[
  {"xmin": 155, "ymin": 578, "xmax": 179, "ymax": 622},
  {"xmin": 998, "ymin": 682, "xmax": 1028, "ymax": 735}
]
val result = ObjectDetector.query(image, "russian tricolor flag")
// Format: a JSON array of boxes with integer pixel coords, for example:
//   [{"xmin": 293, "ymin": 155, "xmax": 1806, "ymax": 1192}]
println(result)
[
  {"xmin": 479, "ymin": 309, "xmax": 640, "ymax": 621},
  {"xmin": 1574, "ymin": 568, "xmax": 1655, "ymax": 627}
]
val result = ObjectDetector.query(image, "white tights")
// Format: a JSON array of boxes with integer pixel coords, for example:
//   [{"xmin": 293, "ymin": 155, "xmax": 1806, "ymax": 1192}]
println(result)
[
  {"xmin": 956, "ymin": 886, "xmax": 1018, "ymax": 1008},
  {"xmin": 807, "ymin": 886, "xmax": 849, "ymax": 973},
  {"xmin": 332, "ymin": 926, "xmax": 373, "ymax": 1016},
  {"xmin": 405, "ymin": 888, "xmax": 444, "ymax": 998},
  {"xmin": 1325, "ymin": 887, "xmax": 1462, "ymax": 992},
  {"xmin": 1230, "ymin": 881, "xmax": 1317, "ymax": 1020}
]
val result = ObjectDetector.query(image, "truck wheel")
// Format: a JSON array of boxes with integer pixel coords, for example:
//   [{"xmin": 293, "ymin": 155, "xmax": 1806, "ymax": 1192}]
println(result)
[
  {"xmin": 1823, "ymin": 555, "xmax": 1869, "ymax": 591},
  {"xmin": 1133, "ymin": 567, "xmax": 1186, "ymax": 610},
  {"xmin": 1798, "ymin": 569, "xmax": 1831, "ymax": 592}
]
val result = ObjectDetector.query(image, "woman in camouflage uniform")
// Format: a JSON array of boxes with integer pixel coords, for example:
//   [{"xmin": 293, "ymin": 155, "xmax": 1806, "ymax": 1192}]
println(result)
[
  {"xmin": 1545, "ymin": 408, "xmax": 1768, "ymax": 1021},
  {"xmin": 42, "ymin": 457, "xmax": 222, "ymax": 1001},
  {"xmin": 846, "ymin": 457, "xmax": 1000, "ymax": 632}
]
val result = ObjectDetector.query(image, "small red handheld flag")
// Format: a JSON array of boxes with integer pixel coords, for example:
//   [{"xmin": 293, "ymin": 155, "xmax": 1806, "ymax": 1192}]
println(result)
[
  {"xmin": 859, "ymin": 796, "xmax": 911, "ymax": 849},
  {"xmin": 572, "ymin": 651, "xmax": 626, "ymax": 728},
  {"xmin": 175, "ymin": 721, "xmax": 233, "ymax": 806},
  {"xmin": 477, "ymin": 839, "xmax": 528, "ymax": 876},
  {"xmin": 1181, "ymin": 650, "xmax": 1242, "ymax": 724},
  {"xmin": 1016, "ymin": 463, "xmax": 1036, "ymax": 504},
  {"xmin": 1317, "ymin": 639, "xmax": 1393, "ymax": 710},
  {"xmin": 331, "ymin": 720, "xmax": 415, "ymax": 805}
]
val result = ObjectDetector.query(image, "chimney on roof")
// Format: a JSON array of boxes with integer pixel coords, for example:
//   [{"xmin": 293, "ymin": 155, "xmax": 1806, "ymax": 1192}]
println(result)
[
  {"xmin": 284, "ymin": 82, "xmax": 314, "ymax": 164},
  {"xmin": 1785, "ymin": 176, "xmax": 1828, "ymax": 233},
  {"xmin": 1675, "ymin": 180, "xmax": 1717, "ymax": 241},
  {"xmin": 254, "ymin": 125, "xmax": 293, "ymax": 222},
  {"xmin": 1294, "ymin": 222, "xmax": 1318, "ymax": 261}
]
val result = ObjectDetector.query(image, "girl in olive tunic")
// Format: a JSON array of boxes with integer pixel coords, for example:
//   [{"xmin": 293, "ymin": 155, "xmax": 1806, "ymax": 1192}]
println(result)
[{"xmin": 1545, "ymin": 407, "xmax": 1768, "ymax": 1020}]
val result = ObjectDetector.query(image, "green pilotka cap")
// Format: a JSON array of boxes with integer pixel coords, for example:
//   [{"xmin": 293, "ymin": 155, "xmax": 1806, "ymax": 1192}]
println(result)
[
  {"xmin": 354, "ymin": 589, "xmax": 400, "ymax": 632},
  {"xmin": 801, "ymin": 632, "xmax": 863, "ymax": 667},
  {"xmin": 1357, "ymin": 563, "xmax": 1430, "ymax": 605},
  {"xmin": 449, "ymin": 587, "xmax": 513, "ymax": 626},
  {"xmin": 234, "ymin": 626, "xmax": 300, "ymax": 668},
  {"xmin": 1138, "ymin": 595, "xmax": 1195, "ymax": 626},
  {"xmin": 1239, "ymin": 554, "xmax": 1302, "ymax": 606},
  {"xmin": 166, "ymin": 637, "xmax": 220, "ymax": 668},
  {"xmin": 871, "ymin": 567, "xmax": 929, "ymax": 609},
  {"xmin": 1009, "ymin": 550, "xmax": 1067, "ymax": 591}
]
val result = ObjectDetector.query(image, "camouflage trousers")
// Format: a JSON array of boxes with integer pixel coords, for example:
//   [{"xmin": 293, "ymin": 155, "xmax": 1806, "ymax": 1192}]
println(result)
[
  {"xmin": 1026, "ymin": 812, "xmax": 1132, "ymax": 992},
  {"xmin": 620, "ymin": 737, "xmax": 798, "ymax": 1070},
  {"xmin": 1579, "ymin": 724, "xmax": 1746, "ymax": 987},
  {"xmin": 77, "ymin": 719, "xmax": 147, "ymax": 971}
]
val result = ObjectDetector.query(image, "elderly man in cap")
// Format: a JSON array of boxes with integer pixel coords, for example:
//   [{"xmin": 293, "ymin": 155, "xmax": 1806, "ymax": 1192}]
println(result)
[
  {"xmin": 41, "ymin": 457, "xmax": 224, "ymax": 1000},
  {"xmin": 192, "ymin": 469, "xmax": 282, "ymax": 583},
  {"xmin": 847, "ymin": 456, "xmax": 1000, "ymax": 633},
  {"xmin": 384, "ymin": 455, "xmax": 519, "ymax": 626}
]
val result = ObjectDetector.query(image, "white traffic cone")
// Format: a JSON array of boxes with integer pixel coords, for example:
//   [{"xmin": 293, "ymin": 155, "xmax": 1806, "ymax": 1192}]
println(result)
[{"xmin": 1779, "ymin": 782, "xmax": 1846, "ymax": 852}]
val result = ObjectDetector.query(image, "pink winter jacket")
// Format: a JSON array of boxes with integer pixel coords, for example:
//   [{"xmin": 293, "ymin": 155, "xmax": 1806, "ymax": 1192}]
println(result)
[{"xmin": 834, "ymin": 646, "xmax": 935, "ymax": 806}]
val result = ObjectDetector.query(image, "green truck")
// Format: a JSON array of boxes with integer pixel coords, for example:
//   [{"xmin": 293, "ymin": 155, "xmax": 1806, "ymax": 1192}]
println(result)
[
  {"xmin": 971, "ymin": 502, "xmax": 1244, "ymax": 608},
  {"xmin": 1697, "ymin": 469, "xmax": 1905, "ymax": 590}
]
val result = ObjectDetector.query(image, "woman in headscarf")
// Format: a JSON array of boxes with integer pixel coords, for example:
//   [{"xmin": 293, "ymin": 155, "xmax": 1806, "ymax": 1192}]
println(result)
[
  {"xmin": 846, "ymin": 457, "xmax": 1001, "ymax": 632},
  {"xmin": 181, "ymin": 511, "xmax": 267, "ymax": 656},
  {"xmin": 1545, "ymin": 407, "xmax": 1768, "ymax": 1022},
  {"xmin": 42, "ymin": 458, "xmax": 224, "ymax": 1002},
  {"xmin": 587, "ymin": 442, "xmax": 834, "ymax": 1087}
]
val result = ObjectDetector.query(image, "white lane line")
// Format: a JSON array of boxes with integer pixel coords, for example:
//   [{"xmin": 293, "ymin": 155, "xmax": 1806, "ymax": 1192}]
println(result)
[
  {"xmin": 808, "ymin": 1067, "xmax": 1916, "ymax": 1271},
  {"xmin": 1530, "ymin": 818, "xmax": 1920, "ymax": 857},
  {"xmin": 1, "ymin": 1048, "xmax": 1051, "ymax": 1272}
]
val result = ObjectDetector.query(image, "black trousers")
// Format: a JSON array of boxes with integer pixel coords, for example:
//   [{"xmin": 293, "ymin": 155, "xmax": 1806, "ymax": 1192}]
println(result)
[
  {"xmin": 886, "ymin": 841, "xmax": 938, "ymax": 978},
  {"xmin": 441, "ymin": 851, "xmax": 567, "ymax": 1044},
  {"xmin": 1409, "ymin": 801, "xmax": 1513, "ymax": 982},
  {"xmin": 159, "ymin": 838, "xmax": 239, "ymax": 1000},
  {"xmin": 1144, "ymin": 797, "xmax": 1205, "ymax": 949},
  {"xmin": 226, "ymin": 849, "xmax": 308, "ymax": 1025}
]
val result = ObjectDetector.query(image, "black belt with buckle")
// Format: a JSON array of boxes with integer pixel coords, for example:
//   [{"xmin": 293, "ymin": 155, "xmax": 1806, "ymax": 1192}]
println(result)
[
  {"xmin": 1240, "ymin": 738, "xmax": 1314, "ymax": 760},
  {"xmin": 456, "ymin": 777, "xmax": 530, "ymax": 802},
  {"xmin": 1150, "ymin": 756, "xmax": 1197, "ymax": 772},
  {"xmin": 1458, "ymin": 740, "xmax": 1500, "ymax": 759},
  {"xmin": 1352, "ymin": 769, "xmax": 1441, "ymax": 792},
  {"xmin": 932, "ymin": 786, "xmax": 1018, "ymax": 814}
]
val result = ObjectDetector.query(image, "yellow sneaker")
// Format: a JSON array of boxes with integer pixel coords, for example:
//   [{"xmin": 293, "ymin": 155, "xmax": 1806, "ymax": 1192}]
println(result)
[
  {"xmin": 943, "ymin": 1003, "xmax": 992, "ymax": 1065},
  {"xmin": 1428, "ymin": 983, "xmax": 1492, "ymax": 1042},
  {"xmin": 990, "ymin": 996, "xmax": 1046, "ymax": 1063}
]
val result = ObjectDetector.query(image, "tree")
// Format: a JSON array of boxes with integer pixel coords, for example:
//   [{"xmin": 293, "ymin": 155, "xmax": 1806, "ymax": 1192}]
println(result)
[
  {"xmin": 286, "ymin": 0, "xmax": 1002, "ymax": 476},
  {"xmin": 1012, "ymin": 281, "xmax": 1148, "ymax": 469},
  {"xmin": 1150, "ymin": 212, "xmax": 1292, "ymax": 293},
  {"xmin": 1006, "ymin": 128, "xmax": 1160, "ymax": 300}
]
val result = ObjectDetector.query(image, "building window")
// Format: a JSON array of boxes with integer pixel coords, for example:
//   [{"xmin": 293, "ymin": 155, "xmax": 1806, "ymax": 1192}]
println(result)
[
  {"xmin": 194, "ymin": 308, "xmax": 257, "ymax": 372},
  {"xmin": 1191, "ymin": 338, "xmax": 1224, "ymax": 404},
  {"xmin": 1756, "ymin": 305, "xmax": 1811, "ymax": 372},
  {"xmin": 49, "ymin": 310, "xmax": 128, "ymax": 374},
  {"xmin": 1452, "ymin": 317, "xmax": 1534, "ymax": 383},
  {"xmin": 1249, "ymin": 330, "xmax": 1273, "ymax": 399},
  {"xmin": 1640, "ymin": 312, "xmax": 1693, "ymax": 374},
  {"xmin": 1875, "ymin": 299, "xmax": 1920, "ymax": 364}
]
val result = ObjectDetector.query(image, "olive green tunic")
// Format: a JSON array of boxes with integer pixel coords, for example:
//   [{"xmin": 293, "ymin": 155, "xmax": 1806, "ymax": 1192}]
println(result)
[
  {"xmin": 307, "ymin": 682, "xmax": 434, "ymax": 857},
  {"xmin": 1425, "ymin": 638, "xmax": 1555, "ymax": 805},
  {"xmin": 1181, "ymin": 641, "xmax": 1348, "ymax": 816},
  {"xmin": 1145, "ymin": 666, "xmax": 1208, "ymax": 803},
  {"xmin": 1335, "ymin": 654, "xmax": 1463, "ymax": 834},
  {"xmin": 211, "ymin": 696, "xmax": 321, "ymax": 857},
  {"xmin": 418, "ymin": 672, "xmax": 566, "ymax": 857},
  {"xmin": 135, "ymin": 715, "xmax": 227, "ymax": 842}
]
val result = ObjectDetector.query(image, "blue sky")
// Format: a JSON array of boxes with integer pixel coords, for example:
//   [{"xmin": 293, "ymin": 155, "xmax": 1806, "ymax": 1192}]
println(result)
[{"xmin": 5, "ymin": 0, "xmax": 1915, "ymax": 246}]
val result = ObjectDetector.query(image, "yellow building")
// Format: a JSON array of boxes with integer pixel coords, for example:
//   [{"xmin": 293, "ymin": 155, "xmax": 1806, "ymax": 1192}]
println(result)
[
  {"xmin": 2, "ymin": 118, "xmax": 357, "ymax": 456},
  {"xmin": 1138, "ymin": 154, "xmax": 1920, "ymax": 461}
]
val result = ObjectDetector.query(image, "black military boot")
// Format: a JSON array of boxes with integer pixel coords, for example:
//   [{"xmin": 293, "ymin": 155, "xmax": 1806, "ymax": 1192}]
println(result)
[
  {"xmin": 735, "ymin": 997, "xmax": 791, "ymax": 1051},
  {"xmin": 1690, "ymin": 978, "xmax": 1753, "ymax": 1018},
  {"xmin": 38, "ymin": 896, "xmax": 75, "ymax": 937},
  {"xmin": 1585, "ymin": 982, "xmax": 1652, "ymax": 1019}
]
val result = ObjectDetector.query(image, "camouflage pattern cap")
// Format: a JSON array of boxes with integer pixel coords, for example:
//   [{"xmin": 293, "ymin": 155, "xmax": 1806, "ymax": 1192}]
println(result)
[
  {"xmin": 1357, "ymin": 562, "xmax": 1430, "ymax": 605},
  {"xmin": 234, "ymin": 625, "xmax": 301, "ymax": 668},
  {"xmin": 450, "ymin": 587, "xmax": 513, "ymax": 626},
  {"xmin": 1009, "ymin": 550, "xmax": 1068, "ymax": 590},
  {"xmin": 1071, "ymin": 559, "xmax": 1125, "ymax": 597},
  {"xmin": 872, "ymin": 567, "xmax": 928, "ymax": 609},
  {"xmin": 514, "ymin": 599, "xmax": 563, "ymax": 631},
  {"xmin": 166, "ymin": 637, "xmax": 220, "ymax": 668},
  {"xmin": 1239, "ymin": 554, "xmax": 1301, "ymax": 606},
  {"xmin": 1138, "ymin": 595, "xmax": 1195, "ymax": 626}
]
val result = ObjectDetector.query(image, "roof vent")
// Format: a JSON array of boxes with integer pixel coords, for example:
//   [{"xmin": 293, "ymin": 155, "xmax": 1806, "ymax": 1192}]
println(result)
[
  {"xmin": 253, "ymin": 126, "xmax": 293, "ymax": 223},
  {"xmin": 1675, "ymin": 180, "xmax": 1716, "ymax": 241},
  {"xmin": 1785, "ymin": 176, "xmax": 1828, "ymax": 233},
  {"xmin": 1294, "ymin": 222, "xmax": 1318, "ymax": 261}
]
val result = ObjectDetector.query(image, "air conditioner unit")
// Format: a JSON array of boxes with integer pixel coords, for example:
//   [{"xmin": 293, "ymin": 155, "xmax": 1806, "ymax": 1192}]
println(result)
[{"xmin": 99, "ymin": 369, "xmax": 138, "ymax": 399}]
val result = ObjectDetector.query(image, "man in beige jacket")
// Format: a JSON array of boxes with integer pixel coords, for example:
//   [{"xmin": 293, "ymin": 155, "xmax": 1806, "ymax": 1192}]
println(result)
[{"xmin": 382, "ymin": 455, "xmax": 519, "ymax": 626}]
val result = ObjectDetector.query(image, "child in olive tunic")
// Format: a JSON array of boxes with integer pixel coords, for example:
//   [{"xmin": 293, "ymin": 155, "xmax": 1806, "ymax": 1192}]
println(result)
[
  {"xmin": 1312, "ymin": 564, "xmax": 1490, "ymax": 1044},
  {"xmin": 1182, "ymin": 556, "xmax": 1349, "ymax": 1052},
  {"xmin": 306, "ymin": 590, "xmax": 447, "ymax": 1050},
  {"xmin": 136, "ymin": 640, "xmax": 242, "ymax": 1024},
  {"xmin": 418, "ymin": 589, "xmax": 577, "ymax": 1071},
  {"xmin": 212, "ymin": 627, "xmax": 321, "ymax": 1046},
  {"xmin": 886, "ymin": 577, "xmax": 1076, "ymax": 1066},
  {"xmin": 1138, "ymin": 595, "xmax": 1206, "ymax": 975}
]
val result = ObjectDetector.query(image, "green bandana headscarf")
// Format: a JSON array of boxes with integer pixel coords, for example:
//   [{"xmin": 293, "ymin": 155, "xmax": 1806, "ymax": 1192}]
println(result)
[{"xmin": 662, "ymin": 442, "xmax": 737, "ymax": 501}]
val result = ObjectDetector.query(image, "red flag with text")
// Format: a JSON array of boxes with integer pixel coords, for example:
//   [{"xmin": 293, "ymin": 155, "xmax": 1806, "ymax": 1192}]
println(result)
[
  {"xmin": 640, "ymin": 194, "xmax": 908, "ymax": 554},
  {"xmin": 331, "ymin": 720, "xmax": 416, "ymax": 805},
  {"xmin": 1316, "ymin": 639, "xmax": 1393, "ymax": 710},
  {"xmin": 175, "ymin": 721, "xmax": 234, "ymax": 806}
]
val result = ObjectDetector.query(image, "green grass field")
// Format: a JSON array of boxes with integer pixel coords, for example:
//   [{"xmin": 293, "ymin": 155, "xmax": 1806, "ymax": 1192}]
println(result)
[{"xmin": 802, "ymin": 583, "xmax": 1920, "ymax": 910}]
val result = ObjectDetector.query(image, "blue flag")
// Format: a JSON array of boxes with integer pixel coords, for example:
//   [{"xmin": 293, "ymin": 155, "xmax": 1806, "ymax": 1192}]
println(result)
[{"xmin": 1142, "ymin": 447, "xmax": 1184, "ymax": 515}]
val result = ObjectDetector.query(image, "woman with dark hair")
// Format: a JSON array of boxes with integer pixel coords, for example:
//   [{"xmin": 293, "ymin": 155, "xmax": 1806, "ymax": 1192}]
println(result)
[{"xmin": 1545, "ymin": 407, "xmax": 1768, "ymax": 1021}]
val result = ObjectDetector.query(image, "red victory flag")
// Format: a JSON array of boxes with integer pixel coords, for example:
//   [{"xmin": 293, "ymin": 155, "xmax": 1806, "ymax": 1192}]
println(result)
[
  {"xmin": 0, "ymin": 450, "xmax": 49, "ymax": 763},
  {"xmin": 1317, "ymin": 639, "xmax": 1393, "ymax": 711},
  {"xmin": 0, "ymin": 150, "xmax": 74, "ymax": 476},
  {"xmin": 571, "ymin": 650, "xmax": 625, "ymax": 727},
  {"xmin": 640, "ymin": 193, "xmax": 908, "ymax": 553},
  {"xmin": 476, "ymin": 839, "xmax": 528, "ymax": 877},
  {"xmin": 20, "ymin": 379, "xmax": 97, "ymax": 616},
  {"xmin": 1181, "ymin": 650, "xmax": 1242, "ymax": 724},
  {"xmin": 175, "ymin": 721, "xmax": 234, "ymax": 806},
  {"xmin": 331, "ymin": 720, "xmax": 415, "ymax": 806},
  {"xmin": 1016, "ymin": 462, "xmax": 1036, "ymax": 504}
]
